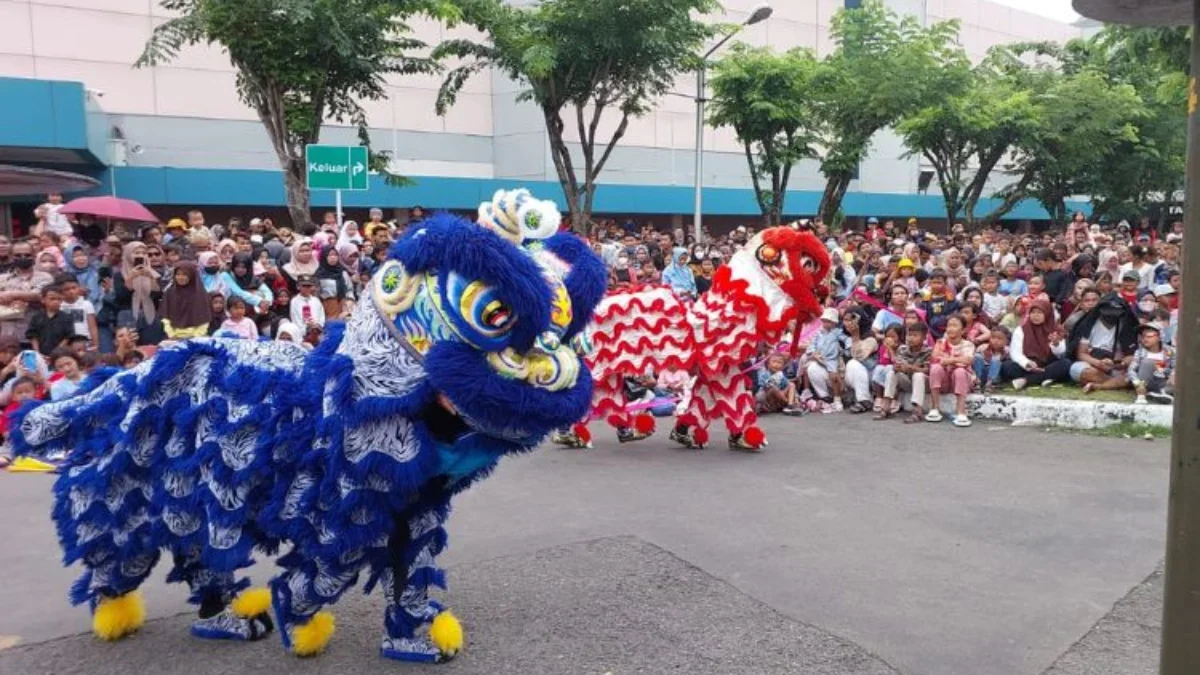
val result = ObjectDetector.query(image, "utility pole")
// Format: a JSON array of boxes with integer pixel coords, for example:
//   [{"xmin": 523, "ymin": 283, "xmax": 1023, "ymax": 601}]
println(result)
[{"xmin": 1072, "ymin": 2, "xmax": 1199, "ymax": 672}]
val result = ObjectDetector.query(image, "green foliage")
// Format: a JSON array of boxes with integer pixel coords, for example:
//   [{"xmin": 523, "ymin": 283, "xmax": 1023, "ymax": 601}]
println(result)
[
  {"xmin": 138, "ymin": 0, "xmax": 453, "ymax": 230},
  {"xmin": 436, "ymin": 0, "xmax": 718, "ymax": 229},
  {"xmin": 983, "ymin": 41, "xmax": 1150, "ymax": 226},
  {"xmin": 1070, "ymin": 27, "xmax": 1188, "ymax": 223},
  {"xmin": 708, "ymin": 44, "xmax": 820, "ymax": 225},
  {"xmin": 896, "ymin": 25, "xmax": 1187, "ymax": 228},
  {"xmin": 897, "ymin": 52, "xmax": 1040, "ymax": 227},
  {"xmin": 811, "ymin": 0, "xmax": 968, "ymax": 223}
]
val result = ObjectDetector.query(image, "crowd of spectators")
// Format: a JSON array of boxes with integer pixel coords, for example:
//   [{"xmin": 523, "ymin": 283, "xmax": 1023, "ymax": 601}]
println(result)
[
  {"xmin": 0, "ymin": 198, "xmax": 423, "ymax": 464},
  {"xmin": 587, "ymin": 212, "xmax": 1182, "ymax": 429},
  {"xmin": 0, "ymin": 198, "xmax": 1184, "ymax": 464}
]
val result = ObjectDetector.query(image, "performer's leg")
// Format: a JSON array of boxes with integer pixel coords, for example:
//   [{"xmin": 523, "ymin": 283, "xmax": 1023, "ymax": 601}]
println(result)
[
  {"xmin": 671, "ymin": 374, "xmax": 715, "ymax": 448},
  {"xmin": 713, "ymin": 371, "xmax": 764, "ymax": 451},
  {"xmin": 81, "ymin": 550, "xmax": 159, "ymax": 641},
  {"xmin": 270, "ymin": 549, "xmax": 360, "ymax": 657},
  {"xmin": 168, "ymin": 544, "xmax": 273, "ymax": 641},
  {"xmin": 381, "ymin": 505, "xmax": 462, "ymax": 663}
]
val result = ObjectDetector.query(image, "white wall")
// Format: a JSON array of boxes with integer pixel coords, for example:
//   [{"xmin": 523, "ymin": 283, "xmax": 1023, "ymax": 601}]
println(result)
[
  {"xmin": 0, "ymin": 0, "xmax": 494, "ymax": 136},
  {"xmin": 0, "ymin": 0, "xmax": 1085, "ymax": 193}
]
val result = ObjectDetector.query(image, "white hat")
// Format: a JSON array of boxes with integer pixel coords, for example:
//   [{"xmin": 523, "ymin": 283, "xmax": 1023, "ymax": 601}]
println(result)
[
  {"xmin": 1153, "ymin": 283, "xmax": 1176, "ymax": 296},
  {"xmin": 249, "ymin": 217, "xmax": 263, "ymax": 226},
  {"xmin": 820, "ymin": 307, "xmax": 840, "ymax": 323}
]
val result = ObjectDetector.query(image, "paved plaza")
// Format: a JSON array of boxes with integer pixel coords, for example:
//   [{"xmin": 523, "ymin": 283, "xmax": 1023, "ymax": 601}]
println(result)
[{"xmin": 0, "ymin": 415, "xmax": 1170, "ymax": 674}]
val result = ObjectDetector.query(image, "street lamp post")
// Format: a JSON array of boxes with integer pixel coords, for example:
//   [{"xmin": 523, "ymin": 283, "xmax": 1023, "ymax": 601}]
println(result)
[
  {"xmin": 693, "ymin": 4, "xmax": 773, "ymax": 245},
  {"xmin": 1072, "ymin": 2, "xmax": 1198, "ymax": 674}
]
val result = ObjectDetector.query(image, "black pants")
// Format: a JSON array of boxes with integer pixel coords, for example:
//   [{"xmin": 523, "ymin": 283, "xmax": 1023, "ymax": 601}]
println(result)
[{"xmin": 1000, "ymin": 358, "xmax": 1071, "ymax": 386}]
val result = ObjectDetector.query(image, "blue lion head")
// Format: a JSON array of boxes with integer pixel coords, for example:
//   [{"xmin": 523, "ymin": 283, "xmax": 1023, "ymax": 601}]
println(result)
[{"xmin": 367, "ymin": 190, "xmax": 606, "ymax": 446}]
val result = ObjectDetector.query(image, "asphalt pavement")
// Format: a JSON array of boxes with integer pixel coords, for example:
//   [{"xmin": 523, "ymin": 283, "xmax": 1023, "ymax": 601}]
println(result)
[{"xmin": 0, "ymin": 415, "xmax": 1170, "ymax": 675}]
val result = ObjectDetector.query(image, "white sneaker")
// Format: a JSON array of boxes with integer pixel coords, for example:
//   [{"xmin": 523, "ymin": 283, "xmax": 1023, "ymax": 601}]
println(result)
[
  {"xmin": 1040, "ymin": 379, "xmax": 1054, "ymax": 388},
  {"xmin": 953, "ymin": 414, "xmax": 972, "ymax": 427},
  {"xmin": 1135, "ymin": 395, "xmax": 1148, "ymax": 405},
  {"xmin": 1011, "ymin": 378, "xmax": 1028, "ymax": 391},
  {"xmin": 832, "ymin": 399, "xmax": 844, "ymax": 412},
  {"xmin": 924, "ymin": 409, "xmax": 944, "ymax": 423}
]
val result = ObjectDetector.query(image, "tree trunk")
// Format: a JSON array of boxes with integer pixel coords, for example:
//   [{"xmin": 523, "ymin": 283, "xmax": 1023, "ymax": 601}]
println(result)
[
  {"xmin": 278, "ymin": 156, "xmax": 314, "ymax": 235},
  {"xmin": 542, "ymin": 106, "xmax": 584, "ymax": 231},
  {"xmin": 818, "ymin": 172, "xmax": 852, "ymax": 225}
]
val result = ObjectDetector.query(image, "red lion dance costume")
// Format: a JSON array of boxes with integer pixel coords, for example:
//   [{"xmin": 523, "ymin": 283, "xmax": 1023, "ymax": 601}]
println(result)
[{"xmin": 561, "ymin": 226, "xmax": 831, "ymax": 451}]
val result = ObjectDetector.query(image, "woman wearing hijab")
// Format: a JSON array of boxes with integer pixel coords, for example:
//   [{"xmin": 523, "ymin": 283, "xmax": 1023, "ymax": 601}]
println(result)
[
  {"xmin": 36, "ymin": 248, "xmax": 64, "ymax": 275},
  {"xmin": 113, "ymin": 241, "xmax": 164, "ymax": 345},
  {"xmin": 1001, "ymin": 298, "xmax": 1070, "ymax": 389},
  {"xmin": 280, "ymin": 238, "xmax": 319, "ymax": 294},
  {"xmin": 229, "ymin": 252, "xmax": 274, "ymax": 313},
  {"xmin": 661, "ymin": 247, "xmax": 697, "ymax": 299},
  {"xmin": 337, "ymin": 241, "xmax": 363, "ymax": 287},
  {"xmin": 315, "ymin": 246, "xmax": 353, "ymax": 319},
  {"xmin": 158, "ymin": 262, "xmax": 213, "ymax": 340},
  {"xmin": 198, "ymin": 251, "xmax": 264, "ymax": 310},
  {"xmin": 215, "ymin": 238, "xmax": 238, "ymax": 267},
  {"xmin": 65, "ymin": 243, "xmax": 102, "ymax": 305}
]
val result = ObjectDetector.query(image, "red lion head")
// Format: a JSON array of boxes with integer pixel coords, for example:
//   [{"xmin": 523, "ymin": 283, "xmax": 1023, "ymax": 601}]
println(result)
[{"xmin": 711, "ymin": 226, "xmax": 831, "ymax": 333}]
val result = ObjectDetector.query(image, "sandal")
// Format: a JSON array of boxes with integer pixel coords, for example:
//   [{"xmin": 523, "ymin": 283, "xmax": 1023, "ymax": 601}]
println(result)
[
  {"xmin": 849, "ymin": 401, "xmax": 872, "ymax": 414},
  {"xmin": 904, "ymin": 411, "xmax": 924, "ymax": 424},
  {"xmin": 873, "ymin": 410, "xmax": 893, "ymax": 421}
]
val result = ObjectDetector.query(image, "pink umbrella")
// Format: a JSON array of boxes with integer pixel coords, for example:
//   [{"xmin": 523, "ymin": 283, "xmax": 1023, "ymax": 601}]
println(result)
[{"xmin": 60, "ymin": 196, "xmax": 159, "ymax": 223}]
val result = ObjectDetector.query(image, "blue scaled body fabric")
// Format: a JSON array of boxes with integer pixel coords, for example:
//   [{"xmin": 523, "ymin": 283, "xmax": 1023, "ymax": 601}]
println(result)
[{"xmin": 13, "ymin": 192, "xmax": 607, "ymax": 663}]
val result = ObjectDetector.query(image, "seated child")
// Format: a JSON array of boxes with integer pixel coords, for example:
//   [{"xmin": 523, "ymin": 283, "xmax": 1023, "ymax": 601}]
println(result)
[
  {"xmin": 1128, "ymin": 324, "xmax": 1174, "ymax": 405},
  {"xmin": 973, "ymin": 327, "xmax": 1010, "ymax": 394},
  {"xmin": 876, "ymin": 322, "xmax": 931, "ymax": 422},
  {"xmin": 755, "ymin": 353, "xmax": 800, "ymax": 416},
  {"xmin": 0, "ymin": 377, "xmax": 40, "ymax": 467},
  {"xmin": 219, "ymin": 297, "xmax": 259, "ymax": 340},
  {"xmin": 802, "ymin": 308, "xmax": 848, "ymax": 412},
  {"xmin": 48, "ymin": 348, "xmax": 85, "ymax": 402}
]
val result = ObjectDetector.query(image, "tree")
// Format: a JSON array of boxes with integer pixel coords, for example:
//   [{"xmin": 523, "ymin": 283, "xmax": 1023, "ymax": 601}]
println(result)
[
  {"xmin": 707, "ymin": 44, "xmax": 820, "ymax": 225},
  {"xmin": 435, "ymin": 0, "xmax": 718, "ymax": 230},
  {"xmin": 810, "ymin": 0, "xmax": 967, "ymax": 224},
  {"xmin": 984, "ymin": 42, "xmax": 1147, "ymax": 227},
  {"xmin": 1073, "ymin": 28, "xmax": 1188, "ymax": 224},
  {"xmin": 896, "ymin": 53, "xmax": 1041, "ymax": 228},
  {"xmin": 137, "ymin": 0, "xmax": 451, "ymax": 233}
]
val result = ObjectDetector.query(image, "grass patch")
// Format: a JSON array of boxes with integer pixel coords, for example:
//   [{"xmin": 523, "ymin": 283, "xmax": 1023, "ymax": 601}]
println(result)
[
  {"xmin": 1004, "ymin": 384, "xmax": 1134, "ymax": 404},
  {"xmin": 1049, "ymin": 421, "xmax": 1172, "ymax": 439}
]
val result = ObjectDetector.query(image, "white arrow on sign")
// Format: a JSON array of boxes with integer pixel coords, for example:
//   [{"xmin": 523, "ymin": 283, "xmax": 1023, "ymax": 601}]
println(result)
[{"xmin": 353, "ymin": 162, "xmax": 365, "ymax": 176}]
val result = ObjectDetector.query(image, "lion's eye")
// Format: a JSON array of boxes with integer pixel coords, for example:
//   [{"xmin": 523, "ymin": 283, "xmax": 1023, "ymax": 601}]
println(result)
[
  {"xmin": 460, "ymin": 281, "xmax": 516, "ymax": 336},
  {"xmin": 756, "ymin": 245, "xmax": 781, "ymax": 265}
]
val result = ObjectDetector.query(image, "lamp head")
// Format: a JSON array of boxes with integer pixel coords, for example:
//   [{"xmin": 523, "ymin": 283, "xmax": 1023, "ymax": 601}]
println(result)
[{"xmin": 746, "ymin": 4, "xmax": 773, "ymax": 25}]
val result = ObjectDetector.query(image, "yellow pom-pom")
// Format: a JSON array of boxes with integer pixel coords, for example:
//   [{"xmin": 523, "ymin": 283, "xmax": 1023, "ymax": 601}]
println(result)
[
  {"xmin": 429, "ymin": 610, "xmax": 464, "ymax": 657},
  {"xmin": 290, "ymin": 611, "xmax": 335, "ymax": 657},
  {"xmin": 92, "ymin": 591, "xmax": 145, "ymax": 641},
  {"xmin": 230, "ymin": 588, "xmax": 271, "ymax": 619}
]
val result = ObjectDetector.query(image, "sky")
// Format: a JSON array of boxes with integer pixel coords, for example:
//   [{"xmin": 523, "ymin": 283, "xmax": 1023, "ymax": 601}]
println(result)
[{"xmin": 991, "ymin": 0, "xmax": 1081, "ymax": 23}]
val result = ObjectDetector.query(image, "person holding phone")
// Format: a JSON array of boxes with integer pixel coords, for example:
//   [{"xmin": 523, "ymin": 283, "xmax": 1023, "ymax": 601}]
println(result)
[
  {"xmin": 289, "ymin": 275, "xmax": 325, "ymax": 335},
  {"xmin": 108, "ymin": 242, "xmax": 164, "ymax": 346}
]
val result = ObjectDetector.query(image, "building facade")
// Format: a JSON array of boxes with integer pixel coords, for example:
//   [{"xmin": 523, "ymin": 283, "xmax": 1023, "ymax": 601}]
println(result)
[{"xmin": 0, "ymin": 0, "xmax": 1086, "ymax": 225}]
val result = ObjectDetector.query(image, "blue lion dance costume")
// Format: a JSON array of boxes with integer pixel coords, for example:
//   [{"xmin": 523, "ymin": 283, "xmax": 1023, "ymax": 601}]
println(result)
[{"xmin": 12, "ymin": 189, "xmax": 606, "ymax": 663}]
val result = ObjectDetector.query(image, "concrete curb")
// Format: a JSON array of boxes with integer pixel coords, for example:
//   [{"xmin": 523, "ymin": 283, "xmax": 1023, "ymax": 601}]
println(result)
[{"xmin": 959, "ymin": 394, "xmax": 1173, "ymax": 430}]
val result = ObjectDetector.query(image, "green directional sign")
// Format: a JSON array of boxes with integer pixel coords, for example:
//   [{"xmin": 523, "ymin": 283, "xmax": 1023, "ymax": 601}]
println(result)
[{"xmin": 305, "ymin": 144, "xmax": 369, "ymax": 191}]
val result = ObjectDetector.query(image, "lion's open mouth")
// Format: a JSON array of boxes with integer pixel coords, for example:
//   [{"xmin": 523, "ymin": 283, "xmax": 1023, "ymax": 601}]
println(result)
[
  {"xmin": 423, "ymin": 394, "xmax": 469, "ymax": 443},
  {"xmin": 764, "ymin": 265, "xmax": 792, "ymax": 286}
]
